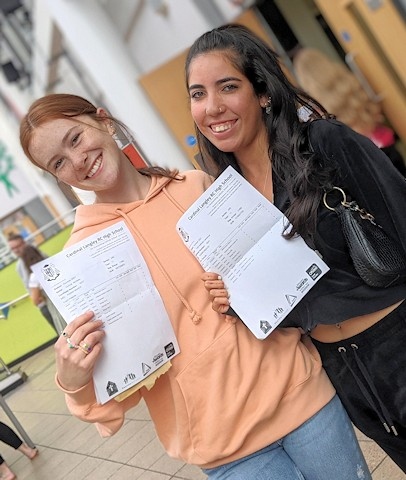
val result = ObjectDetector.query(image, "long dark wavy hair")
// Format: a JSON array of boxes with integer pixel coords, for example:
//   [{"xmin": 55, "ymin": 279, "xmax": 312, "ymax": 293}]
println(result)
[
  {"xmin": 21, "ymin": 244, "xmax": 45, "ymax": 272},
  {"xmin": 185, "ymin": 24, "xmax": 337, "ymax": 238}
]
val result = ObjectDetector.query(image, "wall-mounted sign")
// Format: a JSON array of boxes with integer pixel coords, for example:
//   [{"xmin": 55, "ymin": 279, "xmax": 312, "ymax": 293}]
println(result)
[
  {"xmin": 0, "ymin": 140, "xmax": 36, "ymax": 218},
  {"xmin": 185, "ymin": 135, "xmax": 197, "ymax": 147},
  {"xmin": 341, "ymin": 30, "xmax": 352, "ymax": 42}
]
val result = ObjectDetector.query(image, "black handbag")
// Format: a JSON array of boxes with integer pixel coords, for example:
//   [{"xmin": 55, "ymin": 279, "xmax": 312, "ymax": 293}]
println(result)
[{"xmin": 323, "ymin": 187, "xmax": 406, "ymax": 288}]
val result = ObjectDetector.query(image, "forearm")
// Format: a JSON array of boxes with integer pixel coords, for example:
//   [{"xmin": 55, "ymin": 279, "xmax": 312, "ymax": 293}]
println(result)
[
  {"xmin": 56, "ymin": 375, "xmax": 142, "ymax": 437},
  {"xmin": 30, "ymin": 287, "xmax": 44, "ymax": 306}
]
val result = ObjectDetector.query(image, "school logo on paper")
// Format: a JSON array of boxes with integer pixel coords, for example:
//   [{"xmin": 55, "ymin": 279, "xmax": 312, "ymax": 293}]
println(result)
[
  {"xmin": 165, "ymin": 342, "xmax": 176, "ymax": 358},
  {"xmin": 153, "ymin": 352, "xmax": 164, "ymax": 367},
  {"xmin": 306, "ymin": 264, "xmax": 322, "ymax": 281},
  {"xmin": 285, "ymin": 294, "xmax": 297, "ymax": 306},
  {"xmin": 178, "ymin": 227, "xmax": 189, "ymax": 242},
  {"xmin": 41, "ymin": 263, "xmax": 60, "ymax": 281},
  {"xmin": 142, "ymin": 363, "xmax": 151, "ymax": 376},
  {"xmin": 296, "ymin": 278, "xmax": 309, "ymax": 293},
  {"xmin": 106, "ymin": 381, "xmax": 118, "ymax": 397},
  {"xmin": 260, "ymin": 320, "xmax": 271, "ymax": 334},
  {"xmin": 123, "ymin": 373, "xmax": 136, "ymax": 385},
  {"xmin": 273, "ymin": 307, "xmax": 284, "ymax": 319}
]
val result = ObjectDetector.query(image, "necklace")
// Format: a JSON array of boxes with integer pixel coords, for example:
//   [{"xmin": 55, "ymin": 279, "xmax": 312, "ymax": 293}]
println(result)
[{"xmin": 263, "ymin": 161, "xmax": 271, "ymax": 195}]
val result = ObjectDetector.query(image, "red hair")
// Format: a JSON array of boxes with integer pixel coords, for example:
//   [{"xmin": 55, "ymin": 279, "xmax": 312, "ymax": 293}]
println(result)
[{"xmin": 20, "ymin": 94, "xmax": 107, "ymax": 169}]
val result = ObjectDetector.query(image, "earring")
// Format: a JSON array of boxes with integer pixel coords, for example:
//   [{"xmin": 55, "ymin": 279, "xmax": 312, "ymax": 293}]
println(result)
[
  {"xmin": 265, "ymin": 97, "xmax": 272, "ymax": 115},
  {"xmin": 110, "ymin": 122, "xmax": 118, "ymax": 140}
]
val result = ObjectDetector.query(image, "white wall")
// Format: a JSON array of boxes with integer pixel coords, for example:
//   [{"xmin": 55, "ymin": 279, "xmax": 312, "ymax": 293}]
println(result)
[
  {"xmin": 105, "ymin": 0, "xmax": 251, "ymax": 73},
  {"xmin": 0, "ymin": 93, "xmax": 74, "ymax": 221},
  {"xmin": 213, "ymin": 0, "xmax": 255, "ymax": 22},
  {"xmin": 125, "ymin": 1, "xmax": 212, "ymax": 73},
  {"xmin": 0, "ymin": 0, "xmax": 252, "ymax": 210}
]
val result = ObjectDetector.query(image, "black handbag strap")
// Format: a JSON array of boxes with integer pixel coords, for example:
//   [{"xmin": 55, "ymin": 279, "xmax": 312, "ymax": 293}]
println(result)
[{"xmin": 323, "ymin": 187, "xmax": 379, "ymax": 227}]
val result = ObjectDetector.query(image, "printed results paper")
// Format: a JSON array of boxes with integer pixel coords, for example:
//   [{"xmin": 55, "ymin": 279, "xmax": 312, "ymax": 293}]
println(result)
[
  {"xmin": 176, "ymin": 166, "xmax": 329, "ymax": 339},
  {"xmin": 31, "ymin": 221, "xmax": 179, "ymax": 404}
]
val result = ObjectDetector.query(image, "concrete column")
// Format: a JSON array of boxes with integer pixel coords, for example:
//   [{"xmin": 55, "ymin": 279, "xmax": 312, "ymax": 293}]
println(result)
[{"xmin": 0, "ymin": 72, "xmax": 75, "ymax": 218}]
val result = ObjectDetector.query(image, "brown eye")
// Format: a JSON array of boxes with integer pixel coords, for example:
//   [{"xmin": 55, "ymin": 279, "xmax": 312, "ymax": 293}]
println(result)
[
  {"xmin": 191, "ymin": 91, "xmax": 204, "ymax": 99},
  {"xmin": 54, "ymin": 158, "xmax": 64, "ymax": 170}
]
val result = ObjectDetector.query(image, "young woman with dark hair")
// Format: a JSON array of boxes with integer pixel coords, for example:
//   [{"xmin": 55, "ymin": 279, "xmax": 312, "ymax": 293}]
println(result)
[{"xmin": 186, "ymin": 24, "xmax": 406, "ymax": 472}]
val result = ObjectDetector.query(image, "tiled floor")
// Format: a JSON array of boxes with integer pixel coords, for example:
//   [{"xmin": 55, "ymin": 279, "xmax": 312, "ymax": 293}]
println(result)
[{"xmin": 0, "ymin": 346, "xmax": 404, "ymax": 479}]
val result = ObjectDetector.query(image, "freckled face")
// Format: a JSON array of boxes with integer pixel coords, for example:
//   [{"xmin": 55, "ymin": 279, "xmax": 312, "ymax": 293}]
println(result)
[
  {"xmin": 188, "ymin": 51, "xmax": 267, "ymax": 159},
  {"xmin": 28, "ymin": 115, "xmax": 124, "ymax": 193}
]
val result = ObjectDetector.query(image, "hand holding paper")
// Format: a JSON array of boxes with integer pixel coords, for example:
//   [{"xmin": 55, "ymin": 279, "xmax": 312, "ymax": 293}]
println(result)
[
  {"xmin": 55, "ymin": 311, "xmax": 105, "ymax": 392},
  {"xmin": 177, "ymin": 167, "xmax": 329, "ymax": 339},
  {"xmin": 31, "ymin": 222, "xmax": 180, "ymax": 404}
]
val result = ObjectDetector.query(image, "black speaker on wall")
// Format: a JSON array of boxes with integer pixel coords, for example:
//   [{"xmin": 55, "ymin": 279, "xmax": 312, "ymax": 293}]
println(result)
[
  {"xmin": 0, "ymin": 0, "xmax": 23, "ymax": 15},
  {"xmin": 1, "ymin": 61, "xmax": 21, "ymax": 82}
]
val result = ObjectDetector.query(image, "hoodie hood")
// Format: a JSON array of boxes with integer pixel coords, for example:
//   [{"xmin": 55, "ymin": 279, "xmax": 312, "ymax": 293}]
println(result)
[
  {"xmin": 70, "ymin": 174, "xmax": 174, "ymax": 234},
  {"xmin": 66, "ymin": 172, "xmax": 205, "ymax": 326}
]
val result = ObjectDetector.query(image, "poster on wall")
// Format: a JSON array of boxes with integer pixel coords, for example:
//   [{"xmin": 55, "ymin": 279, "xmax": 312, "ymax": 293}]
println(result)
[{"xmin": 0, "ymin": 139, "xmax": 37, "ymax": 217}]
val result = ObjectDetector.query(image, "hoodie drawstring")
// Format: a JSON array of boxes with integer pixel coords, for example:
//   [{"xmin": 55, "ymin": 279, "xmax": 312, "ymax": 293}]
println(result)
[
  {"xmin": 338, "ymin": 344, "xmax": 398, "ymax": 435},
  {"xmin": 116, "ymin": 208, "xmax": 202, "ymax": 325}
]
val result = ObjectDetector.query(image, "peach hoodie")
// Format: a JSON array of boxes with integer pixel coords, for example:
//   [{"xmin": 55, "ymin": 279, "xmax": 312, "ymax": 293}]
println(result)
[{"xmin": 59, "ymin": 169, "xmax": 335, "ymax": 469}]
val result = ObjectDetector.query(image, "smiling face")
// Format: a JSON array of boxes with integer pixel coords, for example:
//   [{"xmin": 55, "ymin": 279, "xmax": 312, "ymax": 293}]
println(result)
[
  {"xmin": 28, "ymin": 114, "xmax": 125, "ymax": 196},
  {"xmin": 188, "ymin": 51, "xmax": 268, "ymax": 162}
]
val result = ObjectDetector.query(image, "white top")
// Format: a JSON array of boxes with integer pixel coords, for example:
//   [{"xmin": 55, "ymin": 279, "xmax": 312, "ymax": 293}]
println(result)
[
  {"xmin": 28, "ymin": 272, "xmax": 47, "ymax": 308},
  {"xmin": 16, "ymin": 258, "xmax": 30, "ymax": 290}
]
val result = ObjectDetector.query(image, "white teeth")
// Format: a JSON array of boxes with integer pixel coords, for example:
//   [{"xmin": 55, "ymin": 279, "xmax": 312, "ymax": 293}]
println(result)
[
  {"xmin": 212, "ymin": 123, "xmax": 232, "ymax": 133},
  {"xmin": 87, "ymin": 157, "xmax": 101, "ymax": 178}
]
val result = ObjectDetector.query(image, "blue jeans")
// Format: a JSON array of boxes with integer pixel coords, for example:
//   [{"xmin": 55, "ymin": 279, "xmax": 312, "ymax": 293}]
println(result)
[{"xmin": 203, "ymin": 395, "xmax": 371, "ymax": 479}]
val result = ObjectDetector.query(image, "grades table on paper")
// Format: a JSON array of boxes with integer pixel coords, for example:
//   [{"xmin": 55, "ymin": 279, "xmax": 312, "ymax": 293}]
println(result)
[
  {"xmin": 31, "ymin": 221, "xmax": 179, "ymax": 404},
  {"xmin": 177, "ymin": 167, "xmax": 329, "ymax": 339}
]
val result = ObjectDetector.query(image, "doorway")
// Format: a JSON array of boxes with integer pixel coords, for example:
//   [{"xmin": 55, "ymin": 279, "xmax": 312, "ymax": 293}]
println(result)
[{"xmin": 269, "ymin": 0, "xmax": 406, "ymax": 142}]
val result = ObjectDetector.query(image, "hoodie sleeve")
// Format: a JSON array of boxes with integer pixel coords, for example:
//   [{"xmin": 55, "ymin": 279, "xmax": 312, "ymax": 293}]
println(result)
[
  {"xmin": 310, "ymin": 119, "xmax": 406, "ymax": 256},
  {"xmin": 56, "ymin": 375, "xmax": 141, "ymax": 437}
]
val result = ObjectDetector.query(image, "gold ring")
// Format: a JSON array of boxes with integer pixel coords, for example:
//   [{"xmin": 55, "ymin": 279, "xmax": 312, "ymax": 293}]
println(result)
[
  {"xmin": 79, "ymin": 341, "xmax": 92, "ymax": 354},
  {"xmin": 78, "ymin": 345, "xmax": 90, "ymax": 355},
  {"xmin": 66, "ymin": 337, "xmax": 78, "ymax": 349}
]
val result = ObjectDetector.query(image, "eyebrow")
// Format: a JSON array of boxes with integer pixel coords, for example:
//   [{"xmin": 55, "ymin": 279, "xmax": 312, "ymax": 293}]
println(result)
[
  {"xmin": 188, "ymin": 76, "xmax": 241, "ymax": 92},
  {"xmin": 45, "ymin": 125, "xmax": 77, "ymax": 169}
]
